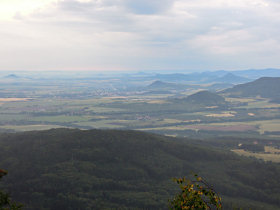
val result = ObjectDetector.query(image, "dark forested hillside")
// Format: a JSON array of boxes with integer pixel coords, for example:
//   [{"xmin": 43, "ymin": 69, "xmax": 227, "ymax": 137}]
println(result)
[
  {"xmin": 0, "ymin": 129, "xmax": 280, "ymax": 209},
  {"xmin": 176, "ymin": 90, "xmax": 227, "ymax": 106},
  {"xmin": 222, "ymin": 77, "xmax": 280, "ymax": 99}
]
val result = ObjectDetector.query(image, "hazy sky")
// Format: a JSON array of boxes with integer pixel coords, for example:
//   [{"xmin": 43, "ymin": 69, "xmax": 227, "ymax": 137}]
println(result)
[{"xmin": 1, "ymin": 0, "xmax": 280, "ymax": 71}]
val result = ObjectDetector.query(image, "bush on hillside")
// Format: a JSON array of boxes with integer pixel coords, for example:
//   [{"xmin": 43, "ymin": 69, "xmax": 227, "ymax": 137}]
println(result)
[{"xmin": 169, "ymin": 174, "xmax": 222, "ymax": 209}]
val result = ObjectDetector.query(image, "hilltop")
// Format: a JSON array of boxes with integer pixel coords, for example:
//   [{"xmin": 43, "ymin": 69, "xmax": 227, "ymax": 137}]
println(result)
[
  {"xmin": 174, "ymin": 90, "xmax": 227, "ymax": 106},
  {"xmin": 4, "ymin": 74, "xmax": 19, "ymax": 79},
  {"xmin": 145, "ymin": 80, "xmax": 190, "ymax": 91},
  {"xmin": 232, "ymin": 68, "xmax": 280, "ymax": 79},
  {"xmin": 209, "ymin": 73, "xmax": 250, "ymax": 84},
  {"xmin": 222, "ymin": 77, "xmax": 280, "ymax": 99},
  {"xmin": 0, "ymin": 129, "xmax": 279, "ymax": 209}
]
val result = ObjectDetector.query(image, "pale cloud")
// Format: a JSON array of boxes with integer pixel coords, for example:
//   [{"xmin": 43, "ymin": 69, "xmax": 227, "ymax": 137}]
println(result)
[
  {"xmin": 0, "ymin": 0, "xmax": 280, "ymax": 71},
  {"xmin": 0, "ymin": 0, "xmax": 54, "ymax": 20}
]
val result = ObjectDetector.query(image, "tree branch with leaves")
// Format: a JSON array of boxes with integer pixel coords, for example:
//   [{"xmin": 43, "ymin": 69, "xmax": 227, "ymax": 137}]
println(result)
[
  {"xmin": 169, "ymin": 174, "xmax": 222, "ymax": 210},
  {"xmin": 0, "ymin": 169, "xmax": 23, "ymax": 210}
]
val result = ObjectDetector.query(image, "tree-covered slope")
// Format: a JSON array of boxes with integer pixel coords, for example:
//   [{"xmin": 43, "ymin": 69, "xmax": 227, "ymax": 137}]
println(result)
[
  {"xmin": 0, "ymin": 129, "xmax": 280, "ymax": 209},
  {"xmin": 175, "ymin": 90, "xmax": 227, "ymax": 106},
  {"xmin": 222, "ymin": 77, "xmax": 280, "ymax": 99}
]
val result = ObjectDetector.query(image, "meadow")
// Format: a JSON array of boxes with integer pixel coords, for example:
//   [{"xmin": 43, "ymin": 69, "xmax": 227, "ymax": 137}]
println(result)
[{"xmin": 0, "ymin": 91, "xmax": 280, "ymax": 137}]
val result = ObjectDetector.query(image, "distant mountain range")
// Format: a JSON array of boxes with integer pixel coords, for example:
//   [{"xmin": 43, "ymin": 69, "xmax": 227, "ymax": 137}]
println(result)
[
  {"xmin": 4, "ymin": 74, "xmax": 19, "ymax": 79},
  {"xmin": 151, "ymin": 72, "xmax": 225, "ymax": 83},
  {"xmin": 231, "ymin": 68, "xmax": 280, "ymax": 79},
  {"xmin": 208, "ymin": 73, "xmax": 250, "ymax": 84},
  {"xmin": 222, "ymin": 77, "xmax": 280, "ymax": 99},
  {"xmin": 145, "ymin": 69, "xmax": 280, "ymax": 84}
]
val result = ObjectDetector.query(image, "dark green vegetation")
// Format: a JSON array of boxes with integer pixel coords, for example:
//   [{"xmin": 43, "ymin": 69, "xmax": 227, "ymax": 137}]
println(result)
[
  {"xmin": 0, "ymin": 70, "xmax": 280, "ymax": 209},
  {"xmin": 0, "ymin": 129, "xmax": 280, "ymax": 209},
  {"xmin": 176, "ymin": 91, "xmax": 227, "ymax": 106},
  {"xmin": 0, "ymin": 169, "xmax": 23, "ymax": 210},
  {"xmin": 169, "ymin": 175, "xmax": 222, "ymax": 209}
]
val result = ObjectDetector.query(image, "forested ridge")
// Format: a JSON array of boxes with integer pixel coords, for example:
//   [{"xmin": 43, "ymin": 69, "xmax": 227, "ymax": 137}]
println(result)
[
  {"xmin": 0, "ymin": 129, "xmax": 280, "ymax": 209},
  {"xmin": 222, "ymin": 77, "xmax": 280, "ymax": 99}
]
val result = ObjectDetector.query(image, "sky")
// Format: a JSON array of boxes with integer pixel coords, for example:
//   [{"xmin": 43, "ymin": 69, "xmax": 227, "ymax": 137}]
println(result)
[{"xmin": 0, "ymin": 0, "xmax": 280, "ymax": 72}]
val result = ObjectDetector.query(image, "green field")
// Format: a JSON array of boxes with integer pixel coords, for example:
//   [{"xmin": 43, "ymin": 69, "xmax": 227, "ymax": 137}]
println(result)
[
  {"xmin": 0, "ymin": 95, "xmax": 280, "ymax": 137},
  {"xmin": 232, "ymin": 148, "xmax": 280, "ymax": 163},
  {"xmin": 0, "ymin": 76, "xmax": 279, "ymax": 140},
  {"xmin": 0, "ymin": 124, "xmax": 67, "ymax": 132}
]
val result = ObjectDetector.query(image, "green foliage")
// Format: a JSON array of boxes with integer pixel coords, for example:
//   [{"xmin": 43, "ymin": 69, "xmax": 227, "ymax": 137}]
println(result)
[
  {"xmin": 169, "ymin": 174, "xmax": 222, "ymax": 210},
  {"xmin": 183, "ymin": 91, "xmax": 227, "ymax": 106},
  {"xmin": 0, "ymin": 170, "xmax": 22, "ymax": 210},
  {"xmin": 0, "ymin": 129, "xmax": 280, "ymax": 209}
]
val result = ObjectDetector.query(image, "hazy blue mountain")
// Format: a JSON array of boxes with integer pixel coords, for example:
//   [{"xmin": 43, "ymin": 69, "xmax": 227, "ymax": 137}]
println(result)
[
  {"xmin": 151, "ymin": 72, "xmax": 227, "ymax": 83},
  {"xmin": 222, "ymin": 77, "xmax": 280, "ymax": 99},
  {"xmin": 232, "ymin": 68, "xmax": 280, "ymax": 79},
  {"xmin": 149, "ymin": 69, "xmax": 280, "ymax": 83},
  {"xmin": 145, "ymin": 80, "xmax": 191, "ymax": 90},
  {"xmin": 4, "ymin": 74, "xmax": 19, "ymax": 79},
  {"xmin": 209, "ymin": 73, "xmax": 251, "ymax": 84}
]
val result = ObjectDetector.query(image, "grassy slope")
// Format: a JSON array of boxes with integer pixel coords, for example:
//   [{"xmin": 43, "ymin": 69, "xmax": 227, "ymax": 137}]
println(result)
[{"xmin": 0, "ymin": 129, "xmax": 279, "ymax": 209}]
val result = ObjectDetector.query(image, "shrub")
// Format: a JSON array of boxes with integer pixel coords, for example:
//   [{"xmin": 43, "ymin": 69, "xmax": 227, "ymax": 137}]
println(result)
[{"xmin": 169, "ymin": 174, "xmax": 222, "ymax": 209}]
